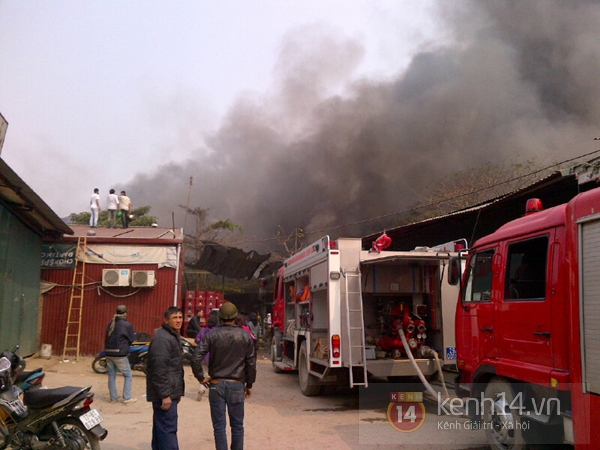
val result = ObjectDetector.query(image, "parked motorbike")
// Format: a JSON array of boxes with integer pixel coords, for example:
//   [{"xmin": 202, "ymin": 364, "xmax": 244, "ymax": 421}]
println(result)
[
  {"xmin": 0, "ymin": 345, "xmax": 107, "ymax": 449},
  {"xmin": 14, "ymin": 367, "xmax": 45, "ymax": 391},
  {"xmin": 13, "ymin": 352, "xmax": 45, "ymax": 392},
  {"xmin": 92, "ymin": 335, "xmax": 195, "ymax": 374},
  {"xmin": 91, "ymin": 342, "xmax": 149, "ymax": 375}
]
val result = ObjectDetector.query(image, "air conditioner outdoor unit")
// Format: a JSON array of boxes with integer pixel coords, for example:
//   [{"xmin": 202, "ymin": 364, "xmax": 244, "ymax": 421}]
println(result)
[
  {"xmin": 102, "ymin": 269, "xmax": 131, "ymax": 287},
  {"xmin": 132, "ymin": 270, "xmax": 156, "ymax": 288}
]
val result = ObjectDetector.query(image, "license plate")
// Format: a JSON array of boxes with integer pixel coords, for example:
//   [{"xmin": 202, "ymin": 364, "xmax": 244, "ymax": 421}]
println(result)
[{"xmin": 79, "ymin": 409, "xmax": 103, "ymax": 430}]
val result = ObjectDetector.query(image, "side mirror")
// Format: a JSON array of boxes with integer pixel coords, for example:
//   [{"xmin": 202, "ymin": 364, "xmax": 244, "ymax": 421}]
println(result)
[{"xmin": 448, "ymin": 256, "xmax": 461, "ymax": 286}]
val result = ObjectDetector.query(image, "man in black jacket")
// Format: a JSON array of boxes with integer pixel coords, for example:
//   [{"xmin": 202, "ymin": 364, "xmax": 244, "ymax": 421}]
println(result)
[
  {"xmin": 105, "ymin": 304, "xmax": 136, "ymax": 403},
  {"xmin": 146, "ymin": 306, "xmax": 185, "ymax": 450},
  {"xmin": 192, "ymin": 302, "xmax": 256, "ymax": 450}
]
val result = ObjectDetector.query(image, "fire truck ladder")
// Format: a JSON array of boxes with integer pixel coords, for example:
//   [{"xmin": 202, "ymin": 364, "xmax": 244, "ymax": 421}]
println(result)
[
  {"xmin": 343, "ymin": 269, "xmax": 368, "ymax": 388},
  {"xmin": 62, "ymin": 236, "xmax": 88, "ymax": 361}
]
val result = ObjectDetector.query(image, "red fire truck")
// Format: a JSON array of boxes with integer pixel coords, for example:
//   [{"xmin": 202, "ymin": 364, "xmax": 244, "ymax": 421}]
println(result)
[
  {"xmin": 270, "ymin": 235, "xmax": 463, "ymax": 396},
  {"xmin": 451, "ymin": 188, "xmax": 600, "ymax": 449}
]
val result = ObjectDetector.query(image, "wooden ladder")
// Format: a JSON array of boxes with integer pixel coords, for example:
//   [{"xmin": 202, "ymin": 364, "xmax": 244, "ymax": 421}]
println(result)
[{"xmin": 62, "ymin": 236, "xmax": 88, "ymax": 361}]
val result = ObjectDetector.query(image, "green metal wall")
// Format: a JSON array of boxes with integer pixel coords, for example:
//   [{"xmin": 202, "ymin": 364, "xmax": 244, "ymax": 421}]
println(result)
[{"xmin": 0, "ymin": 205, "xmax": 42, "ymax": 355}]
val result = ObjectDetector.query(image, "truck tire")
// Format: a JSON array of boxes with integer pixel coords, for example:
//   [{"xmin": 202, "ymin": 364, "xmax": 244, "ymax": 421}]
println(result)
[
  {"xmin": 299, "ymin": 341, "xmax": 320, "ymax": 396},
  {"xmin": 482, "ymin": 377, "xmax": 526, "ymax": 450},
  {"xmin": 271, "ymin": 328, "xmax": 284, "ymax": 373}
]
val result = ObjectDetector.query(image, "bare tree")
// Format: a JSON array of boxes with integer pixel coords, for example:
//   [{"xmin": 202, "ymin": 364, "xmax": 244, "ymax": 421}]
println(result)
[
  {"xmin": 273, "ymin": 226, "xmax": 306, "ymax": 258},
  {"xmin": 179, "ymin": 205, "xmax": 245, "ymax": 265}
]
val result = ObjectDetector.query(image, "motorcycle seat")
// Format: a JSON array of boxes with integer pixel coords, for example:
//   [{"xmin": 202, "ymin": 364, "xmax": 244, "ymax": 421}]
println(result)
[
  {"xmin": 15, "ymin": 367, "xmax": 43, "ymax": 382},
  {"xmin": 23, "ymin": 386, "xmax": 87, "ymax": 409}
]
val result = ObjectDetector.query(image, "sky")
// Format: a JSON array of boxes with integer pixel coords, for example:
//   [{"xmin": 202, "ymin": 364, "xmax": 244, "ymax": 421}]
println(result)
[{"xmin": 1, "ymin": 1, "xmax": 600, "ymax": 251}]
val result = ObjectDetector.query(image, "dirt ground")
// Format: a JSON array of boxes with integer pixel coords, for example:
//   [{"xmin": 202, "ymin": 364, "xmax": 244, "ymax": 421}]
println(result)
[{"xmin": 33, "ymin": 348, "xmax": 488, "ymax": 449}]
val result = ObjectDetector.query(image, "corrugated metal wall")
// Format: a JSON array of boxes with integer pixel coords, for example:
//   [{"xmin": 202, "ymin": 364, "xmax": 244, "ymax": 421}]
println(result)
[
  {"xmin": 41, "ymin": 253, "xmax": 183, "ymax": 356},
  {"xmin": 0, "ymin": 205, "xmax": 43, "ymax": 355}
]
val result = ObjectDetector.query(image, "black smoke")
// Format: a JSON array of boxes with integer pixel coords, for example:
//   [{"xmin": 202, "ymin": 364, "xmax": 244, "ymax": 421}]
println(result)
[{"xmin": 129, "ymin": 1, "xmax": 600, "ymax": 252}]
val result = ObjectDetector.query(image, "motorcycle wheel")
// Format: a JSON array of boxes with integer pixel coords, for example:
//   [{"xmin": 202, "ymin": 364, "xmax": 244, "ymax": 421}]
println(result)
[
  {"xmin": 57, "ymin": 418, "xmax": 101, "ymax": 450},
  {"xmin": 92, "ymin": 357, "xmax": 108, "ymax": 374}
]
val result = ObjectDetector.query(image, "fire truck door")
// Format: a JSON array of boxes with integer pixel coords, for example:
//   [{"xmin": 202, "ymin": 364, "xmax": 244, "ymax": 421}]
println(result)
[
  {"xmin": 456, "ymin": 249, "xmax": 498, "ymax": 369},
  {"xmin": 497, "ymin": 235, "xmax": 553, "ymax": 368}
]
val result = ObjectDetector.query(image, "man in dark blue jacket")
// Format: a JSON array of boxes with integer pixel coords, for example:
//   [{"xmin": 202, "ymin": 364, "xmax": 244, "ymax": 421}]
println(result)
[
  {"xmin": 146, "ymin": 306, "xmax": 185, "ymax": 450},
  {"xmin": 105, "ymin": 304, "xmax": 136, "ymax": 403}
]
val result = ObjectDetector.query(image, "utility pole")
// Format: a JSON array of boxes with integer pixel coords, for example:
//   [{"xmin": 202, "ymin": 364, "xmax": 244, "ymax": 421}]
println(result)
[{"xmin": 184, "ymin": 176, "xmax": 193, "ymax": 233}]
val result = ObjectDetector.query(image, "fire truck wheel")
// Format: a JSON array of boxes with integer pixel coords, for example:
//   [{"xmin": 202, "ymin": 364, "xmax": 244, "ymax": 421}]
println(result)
[
  {"xmin": 299, "ymin": 341, "xmax": 321, "ymax": 396},
  {"xmin": 482, "ymin": 377, "xmax": 526, "ymax": 450}
]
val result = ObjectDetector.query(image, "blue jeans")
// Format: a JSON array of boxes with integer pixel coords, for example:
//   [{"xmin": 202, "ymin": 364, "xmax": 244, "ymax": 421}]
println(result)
[
  {"xmin": 106, "ymin": 356, "xmax": 133, "ymax": 401},
  {"xmin": 152, "ymin": 399, "xmax": 179, "ymax": 450},
  {"xmin": 208, "ymin": 380, "xmax": 245, "ymax": 450}
]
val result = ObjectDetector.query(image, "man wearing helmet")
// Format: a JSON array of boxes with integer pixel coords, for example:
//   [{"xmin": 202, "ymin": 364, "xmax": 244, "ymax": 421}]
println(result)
[
  {"xmin": 105, "ymin": 304, "xmax": 136, "ymax": 404},
  {"xmin": 192, "ymin": 302, "xmax": 256, "ymax": 450}
]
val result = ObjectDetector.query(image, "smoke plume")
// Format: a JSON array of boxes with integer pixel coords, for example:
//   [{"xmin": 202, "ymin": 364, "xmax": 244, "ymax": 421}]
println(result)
[{"xmin": 128, "ymin": 1, "xmax": 600, "ymax": 252}]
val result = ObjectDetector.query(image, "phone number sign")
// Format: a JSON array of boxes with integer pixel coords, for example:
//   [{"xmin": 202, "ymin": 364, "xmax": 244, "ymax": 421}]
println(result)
[{"xmin": 41, "ymin": 244, "xmax": 77, "ymax": 269}]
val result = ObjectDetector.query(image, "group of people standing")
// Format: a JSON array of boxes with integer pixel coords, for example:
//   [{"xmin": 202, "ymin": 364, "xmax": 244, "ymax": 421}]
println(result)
[
  {"xmin": 105, "ymin": 302, "xmax": 256, "ymax": 450},
  {"xmin": 89, "ymin": 188, "xmax": 133, "ymax": 228}
]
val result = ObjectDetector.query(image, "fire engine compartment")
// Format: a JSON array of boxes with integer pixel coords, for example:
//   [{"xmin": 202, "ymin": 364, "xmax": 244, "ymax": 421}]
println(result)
[
  {"xmin": 279, "ymin": 253, "xmax": 454, "ymax": 375},
  {"xmin": 360, "ymin": 259, "xmax": 446, "ymax": 363}
]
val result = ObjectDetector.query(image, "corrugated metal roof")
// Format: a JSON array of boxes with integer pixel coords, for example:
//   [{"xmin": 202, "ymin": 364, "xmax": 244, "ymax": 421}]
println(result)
[
  {"xmin": 186, "ymin": 243, "xmax": 271, "ymax": 279},
  {"xmin": 63, "ymin": 224, "xmax": 183, "ymax": 243},
  {"xmin": 0, "ymin": 158, "xmax": 73, "ymax": 238}
]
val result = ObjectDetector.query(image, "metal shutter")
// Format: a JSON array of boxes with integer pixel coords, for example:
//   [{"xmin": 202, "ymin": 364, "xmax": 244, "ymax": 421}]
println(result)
[{"xmin": 581, "ymin": 219, "xmax": 600, "ymax": 394}]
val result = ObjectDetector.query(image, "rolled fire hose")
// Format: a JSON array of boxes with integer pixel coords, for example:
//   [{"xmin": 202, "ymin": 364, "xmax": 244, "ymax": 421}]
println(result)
[{"xmin": 398, "ymin": 328, "xmax": 446, "ymax": 406}]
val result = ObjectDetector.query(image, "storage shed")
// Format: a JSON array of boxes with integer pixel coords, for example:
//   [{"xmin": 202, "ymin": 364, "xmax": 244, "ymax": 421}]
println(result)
[
  {"xmin": 0, "ymin": 158, "xmax": 73, "ymax": 355},
  {"xmin": 40, "ymin": 225, "xmax": 184, "ymax": 356}
]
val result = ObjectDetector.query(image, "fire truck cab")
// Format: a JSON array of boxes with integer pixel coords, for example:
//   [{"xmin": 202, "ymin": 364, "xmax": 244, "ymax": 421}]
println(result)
[{"xmin": 452, "ymin": 190, "xmax": 600, "ymax": 449}]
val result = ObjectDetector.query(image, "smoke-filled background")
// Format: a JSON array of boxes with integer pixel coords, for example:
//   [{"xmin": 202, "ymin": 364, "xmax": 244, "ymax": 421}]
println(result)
[
  {"xmin": 2, "ymin": 1, "xmax": 600, "ymax": 251},
  {"xmin": 128, "ymin": 1, "xmax": 600, "ymax": 248}
]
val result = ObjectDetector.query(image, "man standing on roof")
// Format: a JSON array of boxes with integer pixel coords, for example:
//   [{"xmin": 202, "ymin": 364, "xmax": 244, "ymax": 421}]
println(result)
[
  {"xmin": 119, "ymin": 190, "xmax": 132, "ymax": 228},
  {"xmin": 90, "ymin": 188, "xmax": 101, "ymax": 228},
  {"xmin": 107, "ymin": 189, "xmax": 119, "ymax": 228},
  {"xmin": 192, "ymin": 302, "xmax": 256, "ymax": 450}
]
